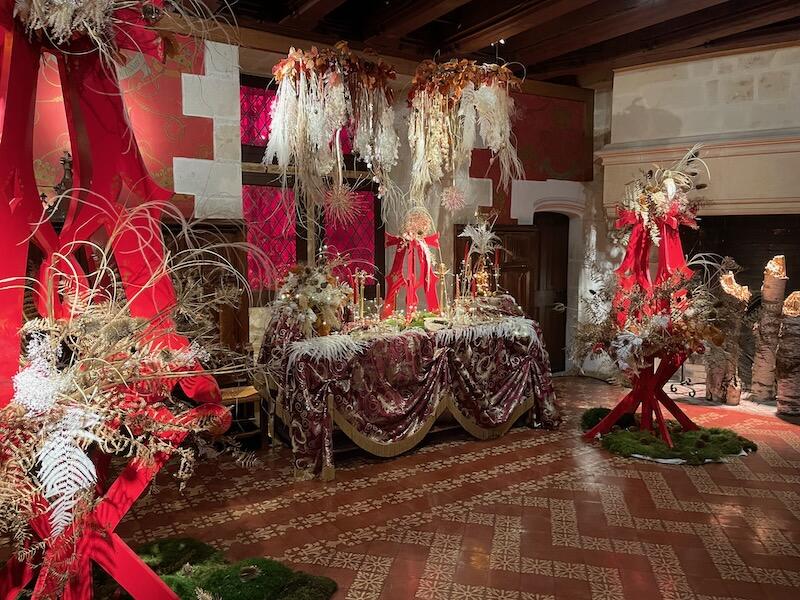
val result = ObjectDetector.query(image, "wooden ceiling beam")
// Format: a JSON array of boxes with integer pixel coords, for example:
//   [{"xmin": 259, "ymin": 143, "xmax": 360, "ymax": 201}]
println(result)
[
  {"xmin": 365, "ymin": 0, "xmax": 473, "ymax": 45},
  {"xmin": 444, "ymin": 0, "xmax": 598, "ymax": 54},
  {"xmin": 279, "ymin": 0, "xmax": 347, "ymax": 29},
  {"xmin": 510, "ymin": 0, "xmax": 731, "ymax": 65},
  {"xmin": 528, "ymin": 0, "xmax": 800, "ymax": 79}
]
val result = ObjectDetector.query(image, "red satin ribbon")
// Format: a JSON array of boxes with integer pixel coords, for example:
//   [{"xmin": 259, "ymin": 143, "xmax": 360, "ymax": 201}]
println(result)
[
  {"xmin": 382, "ymin": 232, "xmax": 440, "ymax": 318},
  {"xmin": 613, "ymin": 204, "xmax": 693, "ymax": 326}
]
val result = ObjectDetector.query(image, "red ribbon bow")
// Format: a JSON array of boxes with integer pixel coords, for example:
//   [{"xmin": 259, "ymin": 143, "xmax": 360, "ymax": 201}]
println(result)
[{"xmin": 382, "ymin": 232, "xmax": 440, "ymax": 318}]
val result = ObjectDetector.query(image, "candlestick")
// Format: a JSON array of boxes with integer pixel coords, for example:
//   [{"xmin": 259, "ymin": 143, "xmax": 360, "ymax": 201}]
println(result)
[{"xmin": 434, "ymin": 262, "xmax": 450, "ymax": 315}]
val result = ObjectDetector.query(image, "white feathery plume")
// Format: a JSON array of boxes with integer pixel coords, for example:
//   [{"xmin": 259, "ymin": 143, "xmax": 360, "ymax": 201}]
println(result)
[
  {"xmin": 12, "ymin": 334, "xmax": 68, "ymax": 416},
  {"xmin": 458, "ymin": 222, "xmax": 501, "ymax": 257},
  {"xmin": 287, "ymin": 335, "xmax": 368, "ymax": 368},
  {"xmin": 434, "ymin": 317, "xmax": 540, "ymax": 348},
  {"xmin": 456, "ymin": 83, "xmax": 477, "ymax": 170},
  {"xmin": 264, "ymin": 76, "xmax": 298, "ymax": 171}
]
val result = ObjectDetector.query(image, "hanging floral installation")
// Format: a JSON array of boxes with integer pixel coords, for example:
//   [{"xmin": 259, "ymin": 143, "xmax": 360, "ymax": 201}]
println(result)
[
  {"xmin": 263, "ymin": 41, "xmax": 400, "ymax": 225},
  {"xmin": 407, "ymin": 59, "xmax": 524, "ymax": 211}
]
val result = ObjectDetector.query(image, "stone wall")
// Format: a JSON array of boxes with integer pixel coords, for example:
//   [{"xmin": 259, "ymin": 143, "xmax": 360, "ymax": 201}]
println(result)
[
  {"xmin": 599, "ymin": 46, "xmax": 800, "ymax": 218},
  {"xmin": 611, "ymin": 46, "xmax": 800, "ymax": 144},
  {"xmin": 173, "ymin": 41, "xmax": 243, "ymax": 219}
]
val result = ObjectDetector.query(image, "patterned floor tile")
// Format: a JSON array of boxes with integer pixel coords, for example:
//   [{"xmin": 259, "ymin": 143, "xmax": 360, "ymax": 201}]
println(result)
[{"xmin": 111, "ymin": 377, "xmax": 800, "ymax": 599}]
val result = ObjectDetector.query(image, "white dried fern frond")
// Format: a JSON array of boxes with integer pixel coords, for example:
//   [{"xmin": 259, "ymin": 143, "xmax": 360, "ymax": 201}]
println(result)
[{"xmin": 37, "ymin": 407, "xmax": 101, "ymax": 537}]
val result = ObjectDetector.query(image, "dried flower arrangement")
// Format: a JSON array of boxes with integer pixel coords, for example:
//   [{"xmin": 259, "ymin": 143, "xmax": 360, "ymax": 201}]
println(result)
[
  {"xmin": 407, "ymin": 59, "xmax": 524, "ymax": 210},
  {"xmin": 269, "ymin": 253, "xmax": 354, "ymax": 339},
  {"xmin": 619, "ymin": 143, "xmax": 708, "ymax": 245},
  {"xmin": 12, "ymin": 1, "xmax": 225, "ymax": 64},
  {"xmin": 0, "ymin": 204, "xmax": 261, "ymax": 585},
  {"xmin": 574, "ymin": 146, "xmax": 715, "ymax": 380},
  {"xmin": 574, "ymin": 266, "xmax": 727, "ymax": 378},
  {"xmin": 263, "ymin": 41, "xmax": 400, "ymax": 223}
]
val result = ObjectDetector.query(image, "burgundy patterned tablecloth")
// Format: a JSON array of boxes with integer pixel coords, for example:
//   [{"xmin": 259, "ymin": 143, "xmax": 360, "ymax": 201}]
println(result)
[{"xmin": 260, "ymin": 316, "xmax": 558, "ymax": 479}]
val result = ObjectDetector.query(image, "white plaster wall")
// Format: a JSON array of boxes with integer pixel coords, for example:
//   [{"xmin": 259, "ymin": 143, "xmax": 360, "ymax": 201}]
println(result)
[
  {"xmin": 173, "ymin": 41, "xmax": 243, "ymax": 219},
  {"xmin": 611, "ymin": 46, "xmax": 800, "ymax": 144}
]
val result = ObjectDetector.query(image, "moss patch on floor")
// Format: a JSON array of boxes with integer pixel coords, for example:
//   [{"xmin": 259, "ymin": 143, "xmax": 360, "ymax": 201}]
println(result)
[
  {"xmin": 96, "ymin": 538, "xmax": 337, "ymax": 600},
  {"xmin": 582, "ymin": 407, "xmax": 758, "ymax": 465}
]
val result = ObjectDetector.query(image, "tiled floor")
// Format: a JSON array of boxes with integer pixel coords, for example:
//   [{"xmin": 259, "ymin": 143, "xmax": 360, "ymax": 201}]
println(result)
[{"xmin": 120, "ymin": 377, "xmax": 800, "ymax": 599}]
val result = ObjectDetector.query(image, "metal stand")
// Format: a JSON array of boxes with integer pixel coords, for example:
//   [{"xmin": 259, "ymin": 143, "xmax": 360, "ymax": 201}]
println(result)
[{"xmin": 669, "ymin": 362, "xmax": 697, "ymax": 398}]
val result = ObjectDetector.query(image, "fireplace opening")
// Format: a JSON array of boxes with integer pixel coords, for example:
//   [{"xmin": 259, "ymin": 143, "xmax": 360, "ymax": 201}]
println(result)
[{"xmin": 680, "ymin": 214, "xmax": 800, "ymax": 392}]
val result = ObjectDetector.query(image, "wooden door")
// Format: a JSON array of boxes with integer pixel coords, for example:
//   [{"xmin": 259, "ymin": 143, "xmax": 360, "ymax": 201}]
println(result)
[
  {"xmin": 455, "ymin": 213, "xmax": 569, "ymax": 371},
  {"xmin": 533, "ymin": 213, "xmax": 569, "ymax": 371}
]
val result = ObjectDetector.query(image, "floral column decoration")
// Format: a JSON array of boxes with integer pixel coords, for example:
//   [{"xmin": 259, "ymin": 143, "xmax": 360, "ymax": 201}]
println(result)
[{"xmin": 576, "ymin": 146, "xmax": 717, "ymax": 446}]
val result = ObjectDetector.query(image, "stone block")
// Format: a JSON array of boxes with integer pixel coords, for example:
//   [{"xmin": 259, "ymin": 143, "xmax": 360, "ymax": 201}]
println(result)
[
  {"xmin": 613, "ymin": 64, "xmax": 689, "ymax": 95},
  {"xmin": 738, "ymin": 51, "xmax": 775, "ymax": 71},
  {"xmin": 204, "ymin": 41, "xmax": 239, "ymax": 78},
  {"xmin": 172, "ymin": 158, "xmax": 242, "ymax": 219},
  {"xmin": 181, "ymin": 73, "xmax": 240, "ymax": 120},
  {"xmin": 705, "ymin": 79, "xmax": 719, "ymax": 104},
  {"xmin": 775, "ymin": 47, "xmax": 800, "ymax": 66},
  {"xmin": 716, "ymin": 58, "xmax": 737, "ymax": 74},
  {"xmin": 757, "ymin": 71, "xmax": 791, "ymax": 100},
  {"xmin": 214, "ymin": 121, "xmax": 242, "ymax": 161},
  {"xmin": 720, "ymin": 76, "xmax": 754, "ymax": 103},
  {"xmin": 690, "ymin": 60, "xmax": 714, "ymax": 77}
]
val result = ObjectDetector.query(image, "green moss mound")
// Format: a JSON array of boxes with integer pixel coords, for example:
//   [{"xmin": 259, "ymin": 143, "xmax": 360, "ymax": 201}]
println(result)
[
  {"xmin": 582, "ymin": 409, "xmax": 758, "ymax": 465},
  {"xmin": 580, "ymin": 406, "xmax": 637, "ymax": 431},
  {"xmin": 95, "ymin": 538, "xmax": 337, "ymax": 600}
]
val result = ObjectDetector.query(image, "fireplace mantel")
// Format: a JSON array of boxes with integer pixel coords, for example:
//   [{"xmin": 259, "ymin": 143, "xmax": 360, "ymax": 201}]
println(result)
[{"xmin": 596, "ymin": 129, "xmax": 800, "ymax": 217}]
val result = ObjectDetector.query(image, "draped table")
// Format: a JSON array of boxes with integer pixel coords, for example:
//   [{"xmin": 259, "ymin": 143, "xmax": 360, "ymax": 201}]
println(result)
[{"xmin": 260, "ymin": 315, "xmax": 558, "ymax": 479}]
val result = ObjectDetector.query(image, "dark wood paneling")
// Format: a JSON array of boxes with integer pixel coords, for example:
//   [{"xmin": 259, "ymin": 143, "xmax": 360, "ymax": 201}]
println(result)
[{"xmin": 533, "ymin": 212, "xmax": 569, "ymax": 371}]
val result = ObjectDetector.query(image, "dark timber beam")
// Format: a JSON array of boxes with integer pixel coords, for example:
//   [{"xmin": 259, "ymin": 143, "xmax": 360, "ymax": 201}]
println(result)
[
  {"xmin": 444, "ymin": 0, "xmax": 597, "ymax": 54},
  {"xmin": 510, "ymin": 0, "xmax": 732, "ymax": 65},
  {"xmin": 279, "ymin": 0, "xmax": 347, "ymax": 29},
  {"xmin": 528, "ymin": 0, "xmax": 800, "ymax": 79},
  {"xmin": 365, "ymin": 0, "xmax": 473, "ymax": 45}
]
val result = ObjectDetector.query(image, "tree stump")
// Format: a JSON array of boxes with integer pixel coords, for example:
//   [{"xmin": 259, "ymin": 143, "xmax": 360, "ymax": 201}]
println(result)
[
  {"xmin": 706, "ymin": 271, "xmax": 751, "ymax": 405},
  {"xmin": 777, "ymin": 292, "xmax": 800, "ymax": 418},
  {"xmin": 751, "ymin": 256, "xmax": 788, "ymax": 402}
]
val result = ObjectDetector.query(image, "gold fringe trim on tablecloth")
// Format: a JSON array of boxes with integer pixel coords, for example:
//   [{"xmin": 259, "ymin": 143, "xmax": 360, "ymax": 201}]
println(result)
[{"xmin": 271, "ymin": 390, "xmax": 537, "ymax": 479}]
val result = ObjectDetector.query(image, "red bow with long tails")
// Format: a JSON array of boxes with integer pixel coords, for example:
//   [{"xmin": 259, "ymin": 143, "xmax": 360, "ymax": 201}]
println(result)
[
  {"xmin": 381, "ymin": 232, "xmax": 440, "ymax": 318},
  {"xmin": 612, "ymin": 202, "xmax": 694, "ymax": 326}
]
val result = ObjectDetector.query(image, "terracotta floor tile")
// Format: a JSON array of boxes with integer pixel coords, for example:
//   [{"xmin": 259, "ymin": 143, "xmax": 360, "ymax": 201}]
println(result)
[{"xmin": 104, "ymin": 377, "xmax": 800, "ymax": 600}]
